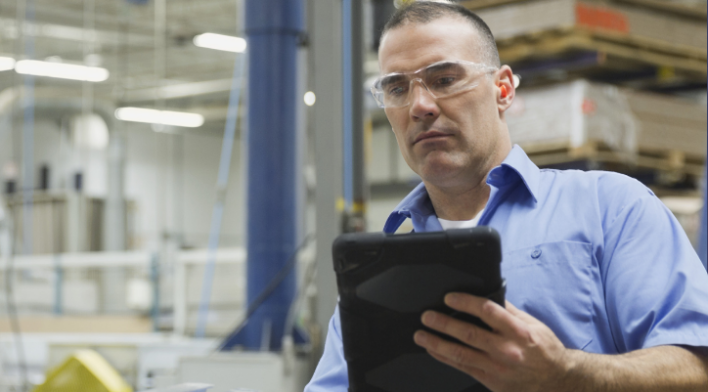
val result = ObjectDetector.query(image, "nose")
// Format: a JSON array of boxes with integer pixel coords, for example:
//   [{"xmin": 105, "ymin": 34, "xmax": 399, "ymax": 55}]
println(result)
[{"xmin": 408, "ymin": 79, "xmax": 440, "ymax": 122}]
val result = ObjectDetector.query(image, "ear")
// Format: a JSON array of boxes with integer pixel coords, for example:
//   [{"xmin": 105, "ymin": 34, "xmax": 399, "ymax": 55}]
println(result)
[{"xmin": 495, "ymin": 65, "xmax": 515, "ymax": 114}]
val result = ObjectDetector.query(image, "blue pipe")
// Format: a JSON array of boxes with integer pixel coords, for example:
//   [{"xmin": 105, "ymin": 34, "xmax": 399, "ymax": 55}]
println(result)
[
  {"xmin": 226, "ymin": 0, "xmax": 303, "ymax": 351},
  {"xmin": 194, "ymin": 53, "xmax": 246, "ymax": 338}
]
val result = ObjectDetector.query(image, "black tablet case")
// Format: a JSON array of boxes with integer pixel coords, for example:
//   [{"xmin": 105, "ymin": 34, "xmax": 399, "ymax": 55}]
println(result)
[{"xmin": 332, "ymin": 227, "xmax": 505, "ymax": 392}]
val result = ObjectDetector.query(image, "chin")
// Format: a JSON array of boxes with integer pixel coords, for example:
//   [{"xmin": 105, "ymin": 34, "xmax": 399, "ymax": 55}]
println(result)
[{"xmin": 418, "ymin": 159, "xmax": 464, "ymax": 184}]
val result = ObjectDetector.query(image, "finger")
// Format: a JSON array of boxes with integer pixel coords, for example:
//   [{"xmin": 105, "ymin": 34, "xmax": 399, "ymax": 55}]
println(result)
[
  {"xmin": 421, "ymin": 310, "xmax": 501, "ymax": 353},
  {"xmin": 414, "ymin": 330, "xmax": 491, "ymax": 372},
  {"xmin": 428, "ymin": 350, "xmax": 490, "ymax": 384},
  {"xmin": 505, "ymin": 301, "xmax": 539, "ymax": 325},
  {"xmin": 445, "ymin": 293, "xmax": 527, "ymax": 337}
]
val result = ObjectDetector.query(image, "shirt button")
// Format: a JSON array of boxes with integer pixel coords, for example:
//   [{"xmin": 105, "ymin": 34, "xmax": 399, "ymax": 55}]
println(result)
[{"xmin": 531, "ymin": 249, "xmax": 542, "ymax": 259}]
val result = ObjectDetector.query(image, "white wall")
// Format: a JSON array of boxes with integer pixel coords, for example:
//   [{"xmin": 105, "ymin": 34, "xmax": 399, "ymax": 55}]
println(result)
[
  {"xmin": 0, "ymin": 111, "xmax": 417, "ymax": 250},
  {"xmin": 0, "ymin": 115, "xmax": 245, "ymax": 252},
  {"xmin": 119, "ymin": 123, "xmax": 246, "ymax": 250}
]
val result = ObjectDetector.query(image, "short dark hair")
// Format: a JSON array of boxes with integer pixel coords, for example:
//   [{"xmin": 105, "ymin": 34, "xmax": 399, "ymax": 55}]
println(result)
[{"xmin": 381, "ymin": 1, "xmax": 500, "ymax": 67}]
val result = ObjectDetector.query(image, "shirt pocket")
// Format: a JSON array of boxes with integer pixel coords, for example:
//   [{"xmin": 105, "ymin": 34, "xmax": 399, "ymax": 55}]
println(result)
[{"xmin": 502, "ymin": 241, "xmax": 595, "ymax": 350}]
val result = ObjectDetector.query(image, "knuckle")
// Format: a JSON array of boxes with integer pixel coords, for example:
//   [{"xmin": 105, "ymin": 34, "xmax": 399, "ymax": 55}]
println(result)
[
  {"xmin": 451, "ymin": 344, "xmax": 468, "ymax": 364},
  {"xmin": 481, "ymin": 300, "xmax": 496, "ymax": 318},
  {"xmin": 482, "ymin": 333, "xmax": 494, "ymax": 348},
  {"xmin": 502, "ymin": 345, "xmax": 524, "ymax": 363},
  {"xmin": 517, "ymin": 327, "xmax": 535, "ymax": 344},
  {"xmin": 462, "ymin": 326, "xmax": 477, "ymax": 345},
  {"xmin": 510, "ymin": 348, "xmax": 524, "ymax": 363}
]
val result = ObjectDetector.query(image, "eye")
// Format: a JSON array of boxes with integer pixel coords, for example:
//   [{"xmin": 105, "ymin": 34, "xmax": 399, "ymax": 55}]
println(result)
[
  {"xmin": 387, "ymin": 84, "xmax": 408, "ymax": 96},
  {"xmin": 433, "ymin": 76, "xmax": 456, "ymax": 87}
]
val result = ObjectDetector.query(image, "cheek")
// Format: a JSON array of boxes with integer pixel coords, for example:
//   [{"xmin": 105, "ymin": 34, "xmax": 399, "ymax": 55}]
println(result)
[
  {"xmin": 387, "ymin": 114, "xmax": 410, "ymax": 149},
  {"xmin": 391, "ymin": 130, "xmax": 409, "ymax": 157},
  {"xmin": 453, "ymin": 97, "xmax": 496, "ymax": 133},
  {"xmin": 387, "ymin": 110, "xmax": 407, "ymax": 131}
]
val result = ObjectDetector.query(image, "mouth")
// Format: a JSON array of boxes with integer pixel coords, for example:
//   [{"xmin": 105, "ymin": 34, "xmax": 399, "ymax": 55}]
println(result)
[{"xmin": 413, "ymin": 130, "xmax": 451, "ymax": 145}]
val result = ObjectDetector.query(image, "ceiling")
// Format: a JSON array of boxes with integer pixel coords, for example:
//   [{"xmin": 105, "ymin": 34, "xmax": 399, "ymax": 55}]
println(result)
[
  {"xmin": 0, "ymin": 0, "xmax": 245, "ymax": 129},
  {"xmin": 1, "ymin": 0, "xmax": 705, "ymax": 131}
]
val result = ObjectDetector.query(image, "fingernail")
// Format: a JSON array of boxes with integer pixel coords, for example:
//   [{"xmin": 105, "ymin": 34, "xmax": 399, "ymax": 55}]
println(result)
[
  {"xmin": 414, "ymin": 331, "xmax": 427, "ymax": 345},
  {"xmin": 445, "ymin": 293, "xmax": 461, "ymax": 306}
]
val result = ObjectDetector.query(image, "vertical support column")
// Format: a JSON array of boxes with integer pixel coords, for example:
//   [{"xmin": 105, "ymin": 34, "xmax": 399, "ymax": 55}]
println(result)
[
  {"xmin": 173, "ymin": 255, "xmax": 187, "ymax": 335},
  {"xmin": 104, "ymin": 132, "xmax": 126, "ymax": 251},
  {"xmin": 698, "ymin": 165, "xmax": 707, "ymax": 270},
  {"xmin": 342, "ymin": 0, "xmax": 368, "ymax": 233},
  {"xmin": 53, "ymin": 254, "xmax": 63, "ymax": 315},
  {"xmin": 102, "ymin": 131, "xmax": 127, "ymax": 313},
  {"xmin": 310, "ymin": 0, "xmax": 343, "ymax": 352},
  {"xmin": 150, "ymin": 252, "xmax": 160, "ymax": 332},
  {"xmin": 239, "ymin": 0, "xmax": 303, "ymax": 351}
]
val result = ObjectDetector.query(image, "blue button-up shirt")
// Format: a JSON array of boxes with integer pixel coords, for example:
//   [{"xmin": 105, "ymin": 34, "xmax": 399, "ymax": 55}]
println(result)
[{"xmin": 305, "ymin": 145, "xmax": 708, "ymax": 391}]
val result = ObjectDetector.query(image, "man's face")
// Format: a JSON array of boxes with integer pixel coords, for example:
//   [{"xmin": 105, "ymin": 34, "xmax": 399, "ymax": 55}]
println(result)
[{"xmin": 378, "ymin": 17, "xmax": 510, "ymax": 189}]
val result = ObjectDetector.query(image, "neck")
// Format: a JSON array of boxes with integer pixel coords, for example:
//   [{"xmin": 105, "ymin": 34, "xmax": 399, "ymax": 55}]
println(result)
[
  {"xmin": 425, "ymin": 142, "xmax": 511, "ymax": 221},
  {"xmin": 425, "ymin": 175, "xmax": 491, "ymax": 221}
]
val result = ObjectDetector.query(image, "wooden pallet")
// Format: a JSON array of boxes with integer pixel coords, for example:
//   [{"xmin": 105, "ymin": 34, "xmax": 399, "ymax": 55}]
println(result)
[
  {"xmin": 466, "ymin": 0, "xmax": 706, "ymax": 84},
  {"xmin": 522, "ymin": 141, "xmax": 706, "ymax": 178},
  {"xmin": 462, "ymin": 0, "xmax": 707, "ymax": 19},
  {"xmin": 460, "ymin": 0, "xmax": 528, "ymax": 10},
  {"xmin": 497, "ymin": 28, "xmax": 706, "ymax": 76},
  {"xmin": 613, "ymin": 0, "xmax": 706, "ymax": 19}
]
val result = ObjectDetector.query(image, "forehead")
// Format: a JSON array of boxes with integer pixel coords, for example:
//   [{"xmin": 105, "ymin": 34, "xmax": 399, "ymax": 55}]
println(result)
[{"xmin": 379, "ymin": 16, "xmax": 483, "ymax": 74}]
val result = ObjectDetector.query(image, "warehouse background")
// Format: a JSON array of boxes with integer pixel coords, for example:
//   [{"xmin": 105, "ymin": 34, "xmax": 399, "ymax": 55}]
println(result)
[{"xmin": 0, "ymin": 0, "xmax": 705, "ymax": 391}]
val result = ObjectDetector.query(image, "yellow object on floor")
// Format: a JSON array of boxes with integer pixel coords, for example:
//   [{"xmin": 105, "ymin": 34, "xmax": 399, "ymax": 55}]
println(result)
[{"xmin": 32, "ymin": 349, "xmax": 133, "ymax": 392}]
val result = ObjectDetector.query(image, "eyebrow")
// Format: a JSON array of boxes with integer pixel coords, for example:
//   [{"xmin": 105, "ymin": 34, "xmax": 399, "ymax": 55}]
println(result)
[
  {"xmin": 423, "ymin": 62, "xmax": 459, "ymax": 73},
  {"xmin": 379, "ymin": 73, "xmax": 406, "ymax": 88}
]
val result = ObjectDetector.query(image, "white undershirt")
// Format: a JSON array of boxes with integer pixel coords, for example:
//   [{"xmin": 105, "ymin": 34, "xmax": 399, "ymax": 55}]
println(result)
[{"xmin": 438, "ymin": 208, "xmax": 485, "ymax": 230}]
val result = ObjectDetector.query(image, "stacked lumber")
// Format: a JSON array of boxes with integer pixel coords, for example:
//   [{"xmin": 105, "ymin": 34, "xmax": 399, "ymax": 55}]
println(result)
[
  {"xmin": 467, "ymin": 0, "xmax": 706, "ymax": 74},
  {"xmin": 624, "ymin": 89, "xmax": 707, "ymax": 159},
  {"xmin": 462, "ymin": 0, "xmax": 707, "ymax": 18},
  {"xmin": 454, "ymin": 0, "xmax": 706, "ymax": 185},
  {"xmin": 506, "ymin": 80, "xmax": 707, "ymax": 174},
  {"xmin": 475, "ymin": 0, "xmax": 705, "ymax": 48}
]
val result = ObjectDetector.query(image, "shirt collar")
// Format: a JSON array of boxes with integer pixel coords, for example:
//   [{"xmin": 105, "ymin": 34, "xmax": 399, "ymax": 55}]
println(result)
[
  {"xmin": 383, "ymin": 145, "xmax": 540, "ymax": 233},
  {"xmin": 491, "ymin": 144, "xmax": 539, "ymax": 204}
]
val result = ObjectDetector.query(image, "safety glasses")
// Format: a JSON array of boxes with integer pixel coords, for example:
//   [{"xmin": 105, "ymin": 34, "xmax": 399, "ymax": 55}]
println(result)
[{"xmin": 371, "ymin": 60, "xmax": 514, "ymax": 109}]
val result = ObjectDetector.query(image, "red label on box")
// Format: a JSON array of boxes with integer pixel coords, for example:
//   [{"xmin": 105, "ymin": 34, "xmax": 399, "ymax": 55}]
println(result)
[
  {"xmin": 582, "ymin": 98, "xmax": 597, "ymax": 115},
  {"xmin": 576, "ymin": 3, "xmax": 629, "ymax": 33}
]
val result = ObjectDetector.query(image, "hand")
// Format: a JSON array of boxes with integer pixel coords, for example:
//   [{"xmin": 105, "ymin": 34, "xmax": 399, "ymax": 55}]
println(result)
[{"xmin": 414, "ymin": 293, "xmax": 577, "ymax": 392}]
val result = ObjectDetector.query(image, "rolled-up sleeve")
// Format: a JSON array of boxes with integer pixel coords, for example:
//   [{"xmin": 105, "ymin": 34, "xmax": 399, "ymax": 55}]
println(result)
[{"xmin": 304, "ymin": 305, "xmax": 348, "ymax": 392}]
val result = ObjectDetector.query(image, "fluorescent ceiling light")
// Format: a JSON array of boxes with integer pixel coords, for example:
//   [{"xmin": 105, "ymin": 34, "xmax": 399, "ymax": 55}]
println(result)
[
  {"xmin": 193, "ymin": 33, "xmax": 247, "ymax": 53},
  {"xmin": 41, "ymin": 24, "xmax": 89, "ymax": 42},
  {"xmin": 0, "ymin": 56, "xmax": 15, "ymax": 72},
  {"xmin": 15, "ymin": 60, "xmax": 109, "ymax": 82},
  {"xmin": 123, "ymin": 78, "xmax": 234, "ymax": 101},
  {"xmin": 115, "ymin": 107, "xmax": 204, "ymax": 128}
]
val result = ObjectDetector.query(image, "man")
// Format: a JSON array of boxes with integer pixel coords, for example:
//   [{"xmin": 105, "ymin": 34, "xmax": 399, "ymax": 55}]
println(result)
[{"xmin": 305, "ymin": 2, "xmax": 708, "ymax": 391}]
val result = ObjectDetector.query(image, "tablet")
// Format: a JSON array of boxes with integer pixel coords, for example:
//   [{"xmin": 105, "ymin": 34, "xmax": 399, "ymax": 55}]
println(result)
[{"xmin": 332, "ymin": 227, "xmax": 505, "ymax": 392}]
